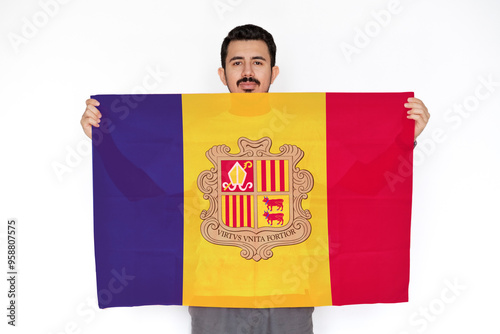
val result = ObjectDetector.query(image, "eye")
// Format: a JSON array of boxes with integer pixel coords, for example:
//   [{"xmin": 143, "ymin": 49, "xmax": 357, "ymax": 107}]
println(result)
[
  {"xmin": 254, "ymin": 61, "xmax": 263, "ymax": 65},
  {"xmin": 232, "ymin": 61, "xmax": 242, "ymax": 66}
]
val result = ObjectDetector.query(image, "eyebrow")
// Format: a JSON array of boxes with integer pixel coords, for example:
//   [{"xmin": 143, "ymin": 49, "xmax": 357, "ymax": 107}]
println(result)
[{"xmin": 228, "ymin": 56, "xmax": 267, "ymax": 62}]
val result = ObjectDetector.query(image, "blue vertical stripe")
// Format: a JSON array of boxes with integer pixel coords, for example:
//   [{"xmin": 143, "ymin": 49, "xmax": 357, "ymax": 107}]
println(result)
[{"xmin": 92, "ymin": 94, "xmax": 184, "ymax": 308}]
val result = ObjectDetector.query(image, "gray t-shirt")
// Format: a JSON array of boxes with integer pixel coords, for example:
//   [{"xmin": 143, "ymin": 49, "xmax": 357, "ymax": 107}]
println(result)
[{"xmin": 189, "ymin": 306, "xmax": 314, "ymax": 334}]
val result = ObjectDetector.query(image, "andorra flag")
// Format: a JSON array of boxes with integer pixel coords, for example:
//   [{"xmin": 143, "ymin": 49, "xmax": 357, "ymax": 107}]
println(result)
[{"xmin": 92, "ymin": 92, "xmax": 414, "ymax": 309}]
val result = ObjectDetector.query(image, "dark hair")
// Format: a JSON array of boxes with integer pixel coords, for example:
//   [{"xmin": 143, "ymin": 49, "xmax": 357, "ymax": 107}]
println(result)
[{"xmin": 220, "ymin": 24, "xmax": 277, "ymax": 69}]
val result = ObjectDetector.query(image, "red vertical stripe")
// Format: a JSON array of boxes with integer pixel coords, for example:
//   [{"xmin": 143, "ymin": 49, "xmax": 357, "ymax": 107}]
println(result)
[
  {"xmin": 247, "ymin": 195, "xmax": 251, "ymax": 227},
  {"xmin": 279, "ymin": 160, "xmax": 285, "ymax": 192},
  {"xmin": 326, "ymin": 92, "xmax": 414, "ymax": 306},
  {"xmin": 270, "ymin": 160, "xmax": 276, "ymax": 191},
  {"xmin": 225, "ymin": 196, "xmax": 230, "ymax": 226},
  {"xmin": 261, "ymin": 160, "xmax": 267, "ymax": 191}
]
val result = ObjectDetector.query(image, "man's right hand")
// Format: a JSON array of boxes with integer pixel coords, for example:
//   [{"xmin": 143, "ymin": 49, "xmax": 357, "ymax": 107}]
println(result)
[{"xmin": 81, "ymin": 98, "xmax": 102, "ymax": 139}]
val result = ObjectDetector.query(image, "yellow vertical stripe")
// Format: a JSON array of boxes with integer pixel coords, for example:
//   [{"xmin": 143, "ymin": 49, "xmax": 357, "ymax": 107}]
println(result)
[
  {"xmin": 236, "ymin": 195, "xmax": 241, "ymax": 227},
  {"xmin": 228, "ymin": 196, "xmax": 233, "ymax": 227},
  {"xmin": 182, "ymin": 93, "xmax": 330, "ymax": 307},
  {"xmin": 265, "ymin": 160, "xmax": 271, "ymax": 191},
  {"xmin": 244, "ymin": 195, "xmax": 249, "ymax": 228},
  {"xmin": 274, "ymin": 160, "xmax": 280, "ymax": 191},
  {"xmin": 245, "ymin": 195, "xmax": 250, "ymax": 228}
]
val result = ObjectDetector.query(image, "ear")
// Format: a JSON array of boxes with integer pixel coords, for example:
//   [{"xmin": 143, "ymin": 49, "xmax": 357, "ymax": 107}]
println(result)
[
  {"xmin": 270, "ymin": 66, "xmax": 280, "ymax": 84},
  {"xmin": 218, "ymin": 67, "xmax": 227, "ymax": 86}
]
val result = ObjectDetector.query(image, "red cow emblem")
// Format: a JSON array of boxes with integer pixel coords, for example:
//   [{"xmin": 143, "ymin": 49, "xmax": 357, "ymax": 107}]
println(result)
[
  {"xmin": 262, "ymin": 196, "xmax": 284, "ymax": 211},
  {"xmin": 262, "ymin": 211, "xmax": 284, "ymax": 226}
]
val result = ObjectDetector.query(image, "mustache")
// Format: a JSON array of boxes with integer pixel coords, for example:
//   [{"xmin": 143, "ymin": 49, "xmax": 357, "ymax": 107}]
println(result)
[{"xmin": 237, "ymin": 77, "xmax": 261, "ymax": 86}]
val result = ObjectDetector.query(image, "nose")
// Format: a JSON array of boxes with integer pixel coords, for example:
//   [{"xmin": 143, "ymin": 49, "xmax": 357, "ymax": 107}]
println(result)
[{"xmin": 242, "ymin": 62, "xmax": 254, "ymax": 77}]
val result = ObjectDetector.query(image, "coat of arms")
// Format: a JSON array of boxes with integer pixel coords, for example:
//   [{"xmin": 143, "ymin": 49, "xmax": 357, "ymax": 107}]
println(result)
[{"xmin": 197, "ymin": 137, "xmax": 314, "ymax": 261}]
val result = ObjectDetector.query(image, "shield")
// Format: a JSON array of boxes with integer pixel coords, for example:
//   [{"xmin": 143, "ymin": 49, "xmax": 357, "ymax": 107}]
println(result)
[{"xmin": 198, "ymin": 137, "xmax": 313, "ymax": 261}]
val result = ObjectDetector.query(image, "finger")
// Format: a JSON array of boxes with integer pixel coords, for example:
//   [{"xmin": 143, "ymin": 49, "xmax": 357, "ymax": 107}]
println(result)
[
  {"xmin": 404, "ymin": 102, "xmax": 428, "ymax": 112},
  {"xmin": 408, "ymin": 114, "xmax": 426, "ymax": 133},
  {"xmin": 86, "ymin": 116, "xmax": 100, "ymax": 128},
  {"xmin": 81, "ymin": 113, "xmax": 100, "ymax": 127},
  {"xmin": 407, "ymin": 108, "xmax": 430, "ymax": 122},
  {"xmin": 407, "ymin": 107, "xmax": 425, "ymax": 115},
  {"xmin": 406, "ymin": 98, "xmax": 429, "ymax": 112},
  {"xmin": 407, "ymin": 97, "xmax": 427, "ymax": 111},
  {"xmin": 407, "ymin": 97, "xmax": 423, "ymax": 104},
  {"xmin": 81, "ymin": 115, "xmax": 100, "ymax": 129},
  {"xmin": 84, "ymin": 105, "xmax": 102, "ymax": 119},
  {"xmin": 86, "ymin": 98, "xmax": 100, "ymax": 107},
  {"xmin": 407, "ymin": 114, "xmax": 423, "ymax": 121},
  {"xmin": 412, "ymin": 107, "xmax": 430, "ymax": 122},
  {"xmin": 406, "ymin": 105, "xmax": 430, "ymax": 121},
  {"xmin": 407, "ymin": 109, "xmax": 431, "ymax": 122}
]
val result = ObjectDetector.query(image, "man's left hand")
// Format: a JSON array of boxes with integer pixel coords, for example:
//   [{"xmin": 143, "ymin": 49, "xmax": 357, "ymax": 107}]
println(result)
[{"xmin": 405, "ymin": 97, "xmax": 430, "ymax": 140}]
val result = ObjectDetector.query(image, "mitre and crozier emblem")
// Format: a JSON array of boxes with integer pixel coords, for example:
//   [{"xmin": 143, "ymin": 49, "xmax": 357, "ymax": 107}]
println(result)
[{"xmin": 197, "ymin": 137, "xmax": 314, "ymax": 261}]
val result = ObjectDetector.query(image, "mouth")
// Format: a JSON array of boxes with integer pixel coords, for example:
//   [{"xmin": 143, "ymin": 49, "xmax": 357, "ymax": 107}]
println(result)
[{"xmin": 239, "ymin": 82, "xmax": 257, "ymax": 90}]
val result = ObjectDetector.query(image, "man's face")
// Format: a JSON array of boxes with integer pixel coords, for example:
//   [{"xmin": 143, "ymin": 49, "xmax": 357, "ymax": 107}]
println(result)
[{"xmin": 218, "ymin": 40, "xmax": 279, "ymax": 93}]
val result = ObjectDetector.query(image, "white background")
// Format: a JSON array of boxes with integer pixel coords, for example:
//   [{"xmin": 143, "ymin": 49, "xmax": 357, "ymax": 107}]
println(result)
[{"xmin": 1, "ymin": 0, "xmax": 499, "ymax": 333}]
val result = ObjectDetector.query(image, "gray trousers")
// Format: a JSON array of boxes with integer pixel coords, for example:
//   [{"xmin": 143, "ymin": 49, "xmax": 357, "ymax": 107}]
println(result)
[{"xmin": 189, "ymin": 307, "xmax": 314, "ymax": 334}]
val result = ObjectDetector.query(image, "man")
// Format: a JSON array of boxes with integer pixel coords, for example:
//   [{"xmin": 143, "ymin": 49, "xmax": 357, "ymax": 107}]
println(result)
[{"xmin": 81, "ymin": 24, "xmax": 429, "ymax": 334}]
